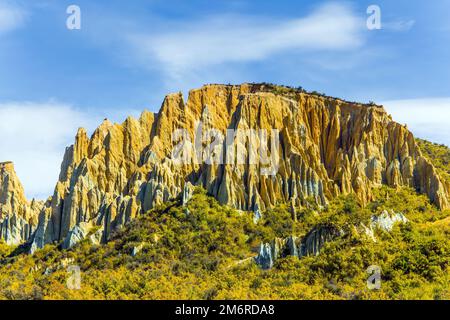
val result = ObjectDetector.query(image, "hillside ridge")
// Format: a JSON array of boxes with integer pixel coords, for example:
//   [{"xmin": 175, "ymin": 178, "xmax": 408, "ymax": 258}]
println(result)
[{"xmin": 0, "ymin": 83, "xmax": 448, "ymax": 251}]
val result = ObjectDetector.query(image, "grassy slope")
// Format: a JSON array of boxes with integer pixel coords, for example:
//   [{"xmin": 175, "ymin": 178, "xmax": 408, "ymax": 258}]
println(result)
[{"xmin": 0, "ymin": 140, "xmax": 449, "ymax": 300}]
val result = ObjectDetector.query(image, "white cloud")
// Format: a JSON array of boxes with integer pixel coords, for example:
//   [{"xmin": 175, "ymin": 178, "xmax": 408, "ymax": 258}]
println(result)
[
  {"xmin": 0, "ymin": 102, "xmax": 140, "ymax": 200},
  {"xmin": 383, "ymin": 98, "xmax": 450, "ymax": 147},
  {"xmin": 0, "ymin": 102, "xmax": 96, "ymax": 199},
  {"xmin": 0, "ymin": 0, "xmax": 26, "ymax": 35},
  {"xmin": 126, "ymin": 3, "xmax": 364, "ymax": 78}
]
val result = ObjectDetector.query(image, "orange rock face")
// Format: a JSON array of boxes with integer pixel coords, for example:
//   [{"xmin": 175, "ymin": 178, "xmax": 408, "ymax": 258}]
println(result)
[{"xmin": 1, "ymin": 84, "xmax": 448, "ymax": 250}]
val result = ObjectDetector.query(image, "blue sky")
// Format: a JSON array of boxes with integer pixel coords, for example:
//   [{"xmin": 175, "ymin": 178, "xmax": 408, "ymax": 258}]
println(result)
[{"xmin": 1, "ymin": 0, "xmax": 450, "ymax": 198}]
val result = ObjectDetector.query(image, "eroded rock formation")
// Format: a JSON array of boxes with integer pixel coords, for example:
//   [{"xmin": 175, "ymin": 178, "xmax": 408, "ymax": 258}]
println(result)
[
  {"xmin": 255, "ymin": 226, "xmax": 344, "ymax": 269},
  {"xmin": 0, "ymin": 162, "xmax": 42, "ymax": 245},
  {"xmin": 0, "ymin": 83, "xmax": 448, "ymax": 251}
]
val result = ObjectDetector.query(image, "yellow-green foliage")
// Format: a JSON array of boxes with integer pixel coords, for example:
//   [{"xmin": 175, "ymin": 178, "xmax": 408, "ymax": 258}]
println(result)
[
  {"xmin": 0, "ymin": 187, "xmax": 450, "ymax": 300},
  {"xmin": 0, "ymin": 240, "xmax": 14, "ymax": 258},
  {"xmin": 417, "ymin": 138, "xmax": 450, "ymax": 182}
]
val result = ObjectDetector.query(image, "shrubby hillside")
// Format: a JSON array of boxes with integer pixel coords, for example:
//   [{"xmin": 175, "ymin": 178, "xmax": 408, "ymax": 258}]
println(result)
[
  {"xmin": 1, "ymin": 181, "xmax": 449, "ymax": 299},
  {"xmin": 1, "ymin": 92, "xmax": 450, "ymax": 300},
  {"xmin": 417, "ymin": 139, "xmax": 450, "ymax": 183}
]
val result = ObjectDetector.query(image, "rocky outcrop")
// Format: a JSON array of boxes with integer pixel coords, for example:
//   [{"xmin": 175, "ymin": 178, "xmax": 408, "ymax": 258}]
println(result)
[
  {"xmin": 299, "ymin": 226, "xmax": 344, "ymax": 256},
  {"xmin": 358, "ymin": 210, "xmax": 409, "ymax": 242},
  {"xmin": 255, "ymin": 226, "xmax": 344, "ymax": 269},
  {"xmin": 61, "ymin": 222, "xmax": 91, "ymax": 249},
  {"xmin": 182, "ymin": 182, "xmax": 195, "ymax": 206},
  {"xmin": 255, "ymin": 210, "xmax": 409, "ymax": 269},
  {"xmin": 371, "ymin": 210, "xmax": 408, "ymax": 232},
  {"xmin": 1, "ymin": 83, "xmax": 448, "ymax": 251},
  {"xmin": 0, "ymin": 162, "xmax": 42, "ymax": 245}
]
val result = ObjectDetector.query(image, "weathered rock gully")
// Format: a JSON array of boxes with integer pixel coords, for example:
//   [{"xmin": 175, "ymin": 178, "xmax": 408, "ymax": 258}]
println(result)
[{"xmin": 0, "ymin": 84, "xmax": 448, "ymax": 253}]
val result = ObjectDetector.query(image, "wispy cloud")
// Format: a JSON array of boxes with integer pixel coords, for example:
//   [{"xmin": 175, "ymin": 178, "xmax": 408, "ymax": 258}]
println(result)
[
  {"xmin": 126, "ymin": 3, "xmax": 365, "ymax": 79},
  {"xmin": 383, "ymin": 98, "xmax": 450, "ymax": 147},
  {"xmin": 0, "ymin": 0, "xmax": 26, "ymax": 35},
  {"xmin": 0, "ymin": 101, "xmax": 140, "ymax": 199}
]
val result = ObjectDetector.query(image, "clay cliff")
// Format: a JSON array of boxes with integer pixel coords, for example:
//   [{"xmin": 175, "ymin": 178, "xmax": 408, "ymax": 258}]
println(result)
[
  {"xmin": 0, "ymin": 162, "xmax": 42, "ymax": 245},
  {"xmin": 0, "ymin": 84, "xmax": 448, "ymax": 251}
]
